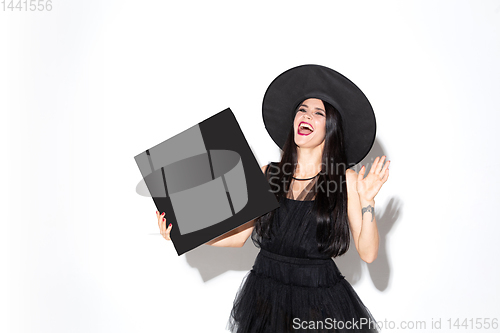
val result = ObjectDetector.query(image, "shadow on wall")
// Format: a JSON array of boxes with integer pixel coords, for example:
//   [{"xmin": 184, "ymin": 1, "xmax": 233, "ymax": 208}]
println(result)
[
  {"xmin": 185, "ymin": 238, "xmax": 259, "ymax": 282},
  {"xmin": 336, "ymin": 139, "xmax": 403, "ymax": 292},
  {"xmin": 184, "ymin": 139, "xmax": 403, "ymax": 291},
  {"xmin": 336, "ymin": 196, "xmax": 401, "ymax": 292}
]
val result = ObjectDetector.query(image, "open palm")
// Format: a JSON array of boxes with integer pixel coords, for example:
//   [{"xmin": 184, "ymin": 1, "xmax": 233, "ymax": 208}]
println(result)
[{"xmin": 357, "ymin": 156, "xmax": 390, "ymax": 202}]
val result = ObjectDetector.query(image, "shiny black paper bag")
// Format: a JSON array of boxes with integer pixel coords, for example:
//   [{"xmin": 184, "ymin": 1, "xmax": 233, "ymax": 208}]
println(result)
[{"xmin": 134, "ymin": 108, "xmax": 279, "ymax": 255}]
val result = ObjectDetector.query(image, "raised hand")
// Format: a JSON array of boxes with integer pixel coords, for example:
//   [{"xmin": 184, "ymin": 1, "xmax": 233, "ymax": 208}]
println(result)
[
  {"xmin": 156, "ymin": 211, "xmax": 173, "ymax": 241},
  {"xmin": 356, "ymin": 156, "xmax": 390, "ymax": 202}
]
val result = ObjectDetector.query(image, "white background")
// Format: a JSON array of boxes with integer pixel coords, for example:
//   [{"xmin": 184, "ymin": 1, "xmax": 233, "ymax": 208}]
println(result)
[{"xmin": 2, "ymin": 1, "xmax": 500, "ymax": 332}]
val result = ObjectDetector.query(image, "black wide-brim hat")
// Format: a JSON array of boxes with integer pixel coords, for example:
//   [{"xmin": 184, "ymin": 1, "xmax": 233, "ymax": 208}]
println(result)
[{"xmin": 262, "ymin": 64, "xmax": 376, "ymax": 167}]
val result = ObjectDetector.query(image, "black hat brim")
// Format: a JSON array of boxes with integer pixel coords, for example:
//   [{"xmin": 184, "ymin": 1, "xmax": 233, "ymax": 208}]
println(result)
[{"xmin": 262, "ymin": 64, "xmax": 376, "ymax": 167}]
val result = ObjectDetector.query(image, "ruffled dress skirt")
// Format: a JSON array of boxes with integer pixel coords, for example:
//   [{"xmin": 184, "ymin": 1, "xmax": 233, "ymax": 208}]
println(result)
[{"xmin": 227, "ymin": 249, "xmax": 380, "ymax": 333}]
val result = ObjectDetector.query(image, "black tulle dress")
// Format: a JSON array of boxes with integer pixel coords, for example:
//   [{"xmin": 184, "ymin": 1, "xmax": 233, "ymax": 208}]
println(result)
[{"xmin": 227, "ymin": 163, "xmax": 380, "ymax": 333}]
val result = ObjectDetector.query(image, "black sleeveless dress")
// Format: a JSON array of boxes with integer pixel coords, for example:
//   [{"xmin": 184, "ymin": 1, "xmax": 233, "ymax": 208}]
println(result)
[{"xmin": 227, "ymin": 163, "xmax": 380, "ymax": 333}]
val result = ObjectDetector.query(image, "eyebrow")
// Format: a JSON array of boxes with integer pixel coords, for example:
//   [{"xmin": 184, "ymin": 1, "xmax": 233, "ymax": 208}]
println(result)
[{"xmin": 300, "ymin": 104, "xmax": 325, "ymax": 113}]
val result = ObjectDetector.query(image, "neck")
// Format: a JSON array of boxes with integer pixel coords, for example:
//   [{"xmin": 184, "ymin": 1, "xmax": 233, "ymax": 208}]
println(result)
[{"xmin": 295, "ymin": 143, "xmax": 323, "ymax": 178}]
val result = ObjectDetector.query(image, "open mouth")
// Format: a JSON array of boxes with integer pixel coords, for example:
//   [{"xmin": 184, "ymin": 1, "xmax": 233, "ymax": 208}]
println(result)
[{"xmin": 297, "ymin": 121, "xmax": 314, "ymax": 136}]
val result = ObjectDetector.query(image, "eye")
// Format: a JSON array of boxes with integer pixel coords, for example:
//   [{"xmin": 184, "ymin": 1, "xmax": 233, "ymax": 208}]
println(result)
[
  {"xmin": 298, "ymin": 108, "xmax": 306, "ymax": 113},
  {"xmin": 316, "ymin": 112, "xmax": 325, "ymax": 116}
]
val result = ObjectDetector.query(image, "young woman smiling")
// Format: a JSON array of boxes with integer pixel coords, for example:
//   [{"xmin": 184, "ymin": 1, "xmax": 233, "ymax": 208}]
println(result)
[{"xmin": 157, "ymin": 65, "xmax": 389, "ymax": 332}]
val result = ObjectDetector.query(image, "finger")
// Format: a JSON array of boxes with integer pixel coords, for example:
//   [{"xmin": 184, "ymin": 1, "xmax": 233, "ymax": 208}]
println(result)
[
  {"xmin": 161, "ymin": 217, "xmax": 167, "ymax": 239},
  {"xmin": 376, "ymin": 156, "xmax": 386, "ymax": 175},
  {"xmin": 380, "ymin": 159, "xmax": 390, "ymax": 177},
  {"xmin": 369, "ymin": 156, "xmax": 380, "ymax": 175},
  {"xmin": 381, "ymin": 162, "xmax": 390, "ymax": 182},
  {"xmin": 358, "ymin": 165, "xmax": 365, "ymax": 181},
  {"xmin": 163, "ymin": 221, "xmax": 170, "ymax": 240},
  {"xmin": 374, "ymin": 155, "xmax": 385, "ymax": 176},
  {"xmin": 166, "ymin": 223, "xmax": 172, "ymax": 241},
  {"xmin": 160, "ymin": 215, "xmax": 166, "ymax": 234},
  {"xmin": 382, "ymin": 168, "xmax": 389, "ymax": 183},
  {"xmin": 158, "ymin": 212, "xmax": 165, "ymax": 229}
]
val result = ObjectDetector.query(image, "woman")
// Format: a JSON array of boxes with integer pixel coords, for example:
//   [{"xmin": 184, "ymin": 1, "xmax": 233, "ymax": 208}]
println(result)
[{"xmin": 157, "ymin": 65, "xmax": 389, "ymax": 332}]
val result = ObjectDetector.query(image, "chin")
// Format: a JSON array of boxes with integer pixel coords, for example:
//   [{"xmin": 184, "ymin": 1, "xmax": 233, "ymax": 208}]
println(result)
[
  {"xmin": 295, "ymin": 134, "xmax": 313, "ymax": 145},
  {"xmin": 295, "ymin": 137, "xmax": 325, "ymax": 149},
  {"xmin": 295, "ymin": 141, "xmax": 319, "ymax": 149}
]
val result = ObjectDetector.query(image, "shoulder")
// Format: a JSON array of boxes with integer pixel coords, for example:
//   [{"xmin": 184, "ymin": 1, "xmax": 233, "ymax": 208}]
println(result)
[{"xmin": 260, "ymin": 162, "xmax": 278, "ymax": 174}]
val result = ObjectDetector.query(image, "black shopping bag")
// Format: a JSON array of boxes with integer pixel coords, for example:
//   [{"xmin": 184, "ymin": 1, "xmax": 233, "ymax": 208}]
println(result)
[{"xmin": 134, "ymin": 108, "xmax": 279, "ymax": 255}]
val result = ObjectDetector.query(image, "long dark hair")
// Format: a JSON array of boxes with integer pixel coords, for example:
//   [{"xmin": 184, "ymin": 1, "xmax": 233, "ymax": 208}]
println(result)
[{"xmin": 252, "ymin": 99, "xmax": 350, "ymax": 258}]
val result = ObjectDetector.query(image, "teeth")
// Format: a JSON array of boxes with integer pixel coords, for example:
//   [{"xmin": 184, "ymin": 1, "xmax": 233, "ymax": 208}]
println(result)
[{"xmin": 300, "ymin": 123, "xmax": 314, "ymax": 131}]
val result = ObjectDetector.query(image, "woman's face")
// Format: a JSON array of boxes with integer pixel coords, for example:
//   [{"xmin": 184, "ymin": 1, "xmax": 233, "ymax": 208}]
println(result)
[{"xmin": 293, "ymin": 98, "xmax": 327, "ymax": 149}]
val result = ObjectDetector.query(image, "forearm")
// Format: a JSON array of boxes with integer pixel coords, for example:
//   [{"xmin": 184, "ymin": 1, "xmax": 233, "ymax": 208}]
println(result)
[
  {"xmin": 357, "ymin": 198, "xmax": 379, "ymax": 263},
  {"xmin": 205, "ymin": 231, "xmax": 243, "ymax": 247},
  {"xmin": 205, "ymin": 221, "xmax": 254, "ymax": 247}
]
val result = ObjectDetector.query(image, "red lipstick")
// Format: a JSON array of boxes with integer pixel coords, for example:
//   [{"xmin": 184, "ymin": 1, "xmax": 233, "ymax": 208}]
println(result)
[{"xmin": 297, "ymin": 121, "xmax": 314, "ymax": 136}]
